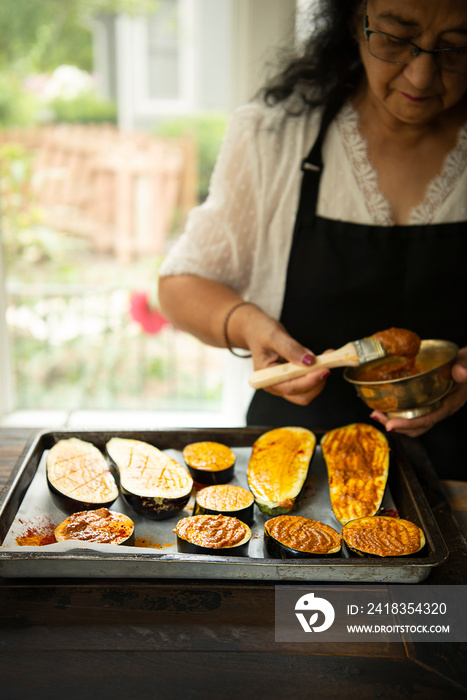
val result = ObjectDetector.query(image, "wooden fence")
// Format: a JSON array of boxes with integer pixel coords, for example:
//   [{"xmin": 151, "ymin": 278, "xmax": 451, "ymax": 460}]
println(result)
[{"xmin": 0, "ymin": 124, "xmax": 197, "ymax": 261}]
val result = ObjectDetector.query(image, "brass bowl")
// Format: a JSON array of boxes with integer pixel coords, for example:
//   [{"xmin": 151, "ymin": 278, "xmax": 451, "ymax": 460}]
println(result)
[{"xmin": 344, "ymin": 339, "xmax": 458, "ymax": 419}]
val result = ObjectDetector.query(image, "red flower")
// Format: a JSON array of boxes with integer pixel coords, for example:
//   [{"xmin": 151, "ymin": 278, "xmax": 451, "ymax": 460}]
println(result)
[{"xmin": 129, "ymin": 292, "xmax": 170, "ymax": 334}]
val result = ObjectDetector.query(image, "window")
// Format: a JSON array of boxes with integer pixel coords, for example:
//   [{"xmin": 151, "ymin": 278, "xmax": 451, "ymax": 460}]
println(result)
[
  {"xmin": 147, "ymin": 0, "xmax": 180, "ymax": 100},
  {"xmin": 118, "ymin": 0, "xmax": 196, "ymax": 123}
]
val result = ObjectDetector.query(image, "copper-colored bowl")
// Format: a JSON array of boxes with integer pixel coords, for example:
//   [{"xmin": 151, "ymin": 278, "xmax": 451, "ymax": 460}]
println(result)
[{"xmin": 344, "ymin": 339, "xmax": 458, "ymax": 419}]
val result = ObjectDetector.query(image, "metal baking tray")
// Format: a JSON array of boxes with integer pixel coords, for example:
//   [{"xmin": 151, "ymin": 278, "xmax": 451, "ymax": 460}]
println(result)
[{"xmin": 0, "ymin": 427, "xmax": 448, "ymax": 582}]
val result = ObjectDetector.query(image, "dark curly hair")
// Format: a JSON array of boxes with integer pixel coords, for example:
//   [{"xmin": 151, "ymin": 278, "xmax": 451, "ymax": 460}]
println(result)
[{"xmin": 262, "ymin": 0, "xmax": 365, "ymax": 114}]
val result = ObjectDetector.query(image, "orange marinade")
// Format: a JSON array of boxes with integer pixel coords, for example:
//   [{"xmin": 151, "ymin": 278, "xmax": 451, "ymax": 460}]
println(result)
[
  {"xmin": 371, "ymin": 327, "xmax": 421, "ymax": 358},
  {"xmin": 174, "ymin": 514, "xmax": 248, "ymax": 548},
  {"xmin": 54, "ymin": 508, "xmax": 134, "ymax": 544},
  {"xmin": 322, "ymin": 423, "xmax": 389, "ymax": 524},
  {"xmin": 248, "ymin": 429, "xmax": 309, "ymax": 503},
  {"xmin": 183, "ymin": 442, "xmax": 235, "ymax": 472},
  {"xmin": 196, "ymin": 485, "xmax": 254, "ymax": 511},
  {"xmin": 343, "ymin": 516, "xmax": 424, "ymax": 556},
  {"xmin": 16, "ymin": 520, "xmax": 57, "ymax": 546},
  {"xmin": 265, "ymin": 515, "xmax": 341, "ymax": 554},
  {"xmin": 361, "ymin": 328, "xmax": 422, "ymax": 381}
]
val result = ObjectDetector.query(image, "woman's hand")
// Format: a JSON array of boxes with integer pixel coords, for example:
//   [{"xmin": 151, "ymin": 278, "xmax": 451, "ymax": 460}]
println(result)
[
  {"xmin": 370, "ymin": 346, "xmax": 467, "ymax": 437},
  {"xmin": 237, "ymin": 305, "xmax": 331, "ymax": 406},
  {"xmin": 158, "ymin": 276, "xmax": 330, "ymax": 407}
]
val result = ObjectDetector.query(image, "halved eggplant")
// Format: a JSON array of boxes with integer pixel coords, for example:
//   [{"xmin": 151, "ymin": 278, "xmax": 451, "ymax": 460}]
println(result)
[
  {"xmin": 54, "ymin": 507, "xmax": 135, "ymax": 545},
  {"xmin": 193, "ymin": 484, "xmax": 255, "ymax": 525},
  {"xmin": 182, "ymin": 441, "xmax": 236, "ymax": 484},
  {"xmin": 264, "ymin": 515, "xmax": 341, "ymax": 558},
  {"xmin": 173, "ymin": 514, "xmax": 251, "ymax": 556},
  {"xmin": 247, "ymin": 427, "xmax": 316, "ymax": 516},
  {"xmin": 321, "ymin": 423, "xmax": 389, "ymax": 525},
  {"xmin": 342, "ymin": 516, "xmax": 426, "ymax": 557},
  {"xmin": 46, "ymin": 438, "xmax": 119, "ymax": 514},
  {"xmin": 106, "ymin": 437, "xmax": 193, "ymax": 520}
]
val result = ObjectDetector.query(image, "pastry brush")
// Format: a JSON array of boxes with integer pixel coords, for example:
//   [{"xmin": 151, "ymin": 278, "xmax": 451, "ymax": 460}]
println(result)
[{"xmin": 249, "ymin": 337, "xmax": 386, "ymax": 390}]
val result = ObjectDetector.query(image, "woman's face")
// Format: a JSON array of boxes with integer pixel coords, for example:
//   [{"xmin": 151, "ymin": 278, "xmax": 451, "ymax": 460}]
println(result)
[{"xmin": 356, "ymin": 0, "xmax": 467, "ymax": 126}]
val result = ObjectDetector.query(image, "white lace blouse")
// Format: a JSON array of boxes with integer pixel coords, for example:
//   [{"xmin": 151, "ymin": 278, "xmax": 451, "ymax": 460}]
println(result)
[{"xmin": 159, "ymin": 100, "xmax": 467, "ymax": 322}]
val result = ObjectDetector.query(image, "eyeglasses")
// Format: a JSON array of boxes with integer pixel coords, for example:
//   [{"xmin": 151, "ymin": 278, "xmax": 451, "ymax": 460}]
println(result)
[{"xmin": 364, "ymin": 3, "xmax": 467, "ymax": 74}]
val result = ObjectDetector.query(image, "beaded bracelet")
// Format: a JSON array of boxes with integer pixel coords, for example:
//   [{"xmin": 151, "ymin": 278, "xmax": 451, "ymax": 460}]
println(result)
[{"xmin": 223, "ymin": 301, "xmax": 254, "ymax": 358}]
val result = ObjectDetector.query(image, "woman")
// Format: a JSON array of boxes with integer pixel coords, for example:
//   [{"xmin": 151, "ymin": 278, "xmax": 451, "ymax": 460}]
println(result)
[{"xmin": 158, "ymin": 0, "xmax": 467, "ymax": 478}]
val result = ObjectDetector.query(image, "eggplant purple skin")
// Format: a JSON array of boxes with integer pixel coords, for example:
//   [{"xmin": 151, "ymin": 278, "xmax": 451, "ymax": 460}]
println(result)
[
  {"xmin": 176, "ymin": 534, "xmax": 250, "ymax": 557},
  {"xmin": 263, "ymin": 528, "xmax": 342, "ymax": 560},
  {"xmin": 185, "ymin": 463, "xmax": 235, "ymax": 485},
  {"xmin": 120, "ymin": 487, "xmax": 191, "ymax": 521},
  {"xmin": 193, "ymin": 500, "xmax": 255, "ymax": 525},
  {"xmin": 46, "ymin": 475, "xmax": 118, "ymax": 515}
]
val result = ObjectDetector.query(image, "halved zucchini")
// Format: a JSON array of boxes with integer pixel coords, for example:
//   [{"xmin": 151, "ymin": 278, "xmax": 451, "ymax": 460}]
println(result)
[
  {"xmin": 193, "ymin": 484, "xmax": 255, "ymax": 524},
  {"xmin": 106, "ymin": 437, "xmax": 193, "ymax": 520},
  {"xmin": 247, "ymin": 427, "xmax": 316, "ymax": 516},
  {"xmin": 342, "ymin": 516, "xmax": 426, "ymax": 557},
  {"xmin": 54, "ymin": 507, "xmax": 135, "ymax": 545},
  {"xmin": 46, "ymin": 438, "xmax": 119, "ymax": 514},
  {"xmin": 182, "ymin": 441, "xmax": 236, "ymax": 484},
  {"xmin": 321, "ymin": 423, "xmax": 389, "ymax": 525},
  {"xmin": 174, "ymin": 514, "xmax": 251, "ymax": 556},
  {"xmin": 264, "ymin": 515, "xmax": 341, "ymax": 558}
]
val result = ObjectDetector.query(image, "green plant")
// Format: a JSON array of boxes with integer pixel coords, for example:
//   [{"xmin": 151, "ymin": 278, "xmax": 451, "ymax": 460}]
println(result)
[
  {"xmin": 0, "ymin": 0, "xmax": 161, "ymax": 75},
  {"xmin": 0, "ymin": 142, "xmax": 44, "ymax": 270},
  {"xmin": 0, "ymin": 74, "xmax": 38, "ymax": 127},
  {"xmin": 154, "ymin": 112, "xmax": 228, "ymax": 202},
  {"xmin": 49, "ymin": 91, "xmax": 117, "ymax": 124}
]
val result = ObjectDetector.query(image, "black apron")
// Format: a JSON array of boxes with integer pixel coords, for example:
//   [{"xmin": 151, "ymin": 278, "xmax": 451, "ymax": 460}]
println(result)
[{"xmin": 247, "ymin": 108, "xmax": 467, "ymax": 480}]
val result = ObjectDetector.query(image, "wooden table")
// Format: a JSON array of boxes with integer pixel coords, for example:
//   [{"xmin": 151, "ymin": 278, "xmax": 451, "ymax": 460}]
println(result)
[{"xmin": 1, "ymin": 428, "xmax": 466, "ymax": 700}]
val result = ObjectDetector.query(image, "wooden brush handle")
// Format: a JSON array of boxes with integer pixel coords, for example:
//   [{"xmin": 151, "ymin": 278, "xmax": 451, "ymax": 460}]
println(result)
[{"xmin": 248, "ymin": 342, "xmax": 359, "ymax": 389}]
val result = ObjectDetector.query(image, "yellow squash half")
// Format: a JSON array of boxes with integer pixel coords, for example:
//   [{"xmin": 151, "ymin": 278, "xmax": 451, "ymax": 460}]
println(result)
[
  {"xmin": 247, "ymin": 427, "xmax": 316, "ymax": 516},
  {"xmin": 321, "ymin": 423, "xmax": 389, "ymax": 525}
]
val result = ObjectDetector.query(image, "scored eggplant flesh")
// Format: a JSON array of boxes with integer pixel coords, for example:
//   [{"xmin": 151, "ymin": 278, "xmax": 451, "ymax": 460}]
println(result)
[
  {"xmin": 46, "ymin": 438, "xmax": 119, "ymax": 513},
  {"xmin": 106, "ymin": 437, "xmax": 193, "ymax": 520}
]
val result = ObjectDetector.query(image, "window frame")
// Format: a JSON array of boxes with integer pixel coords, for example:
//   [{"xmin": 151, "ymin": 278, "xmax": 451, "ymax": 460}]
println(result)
[{"xmin": 123, "ymin": 0, "xmax": 197, "ymax": 121}]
